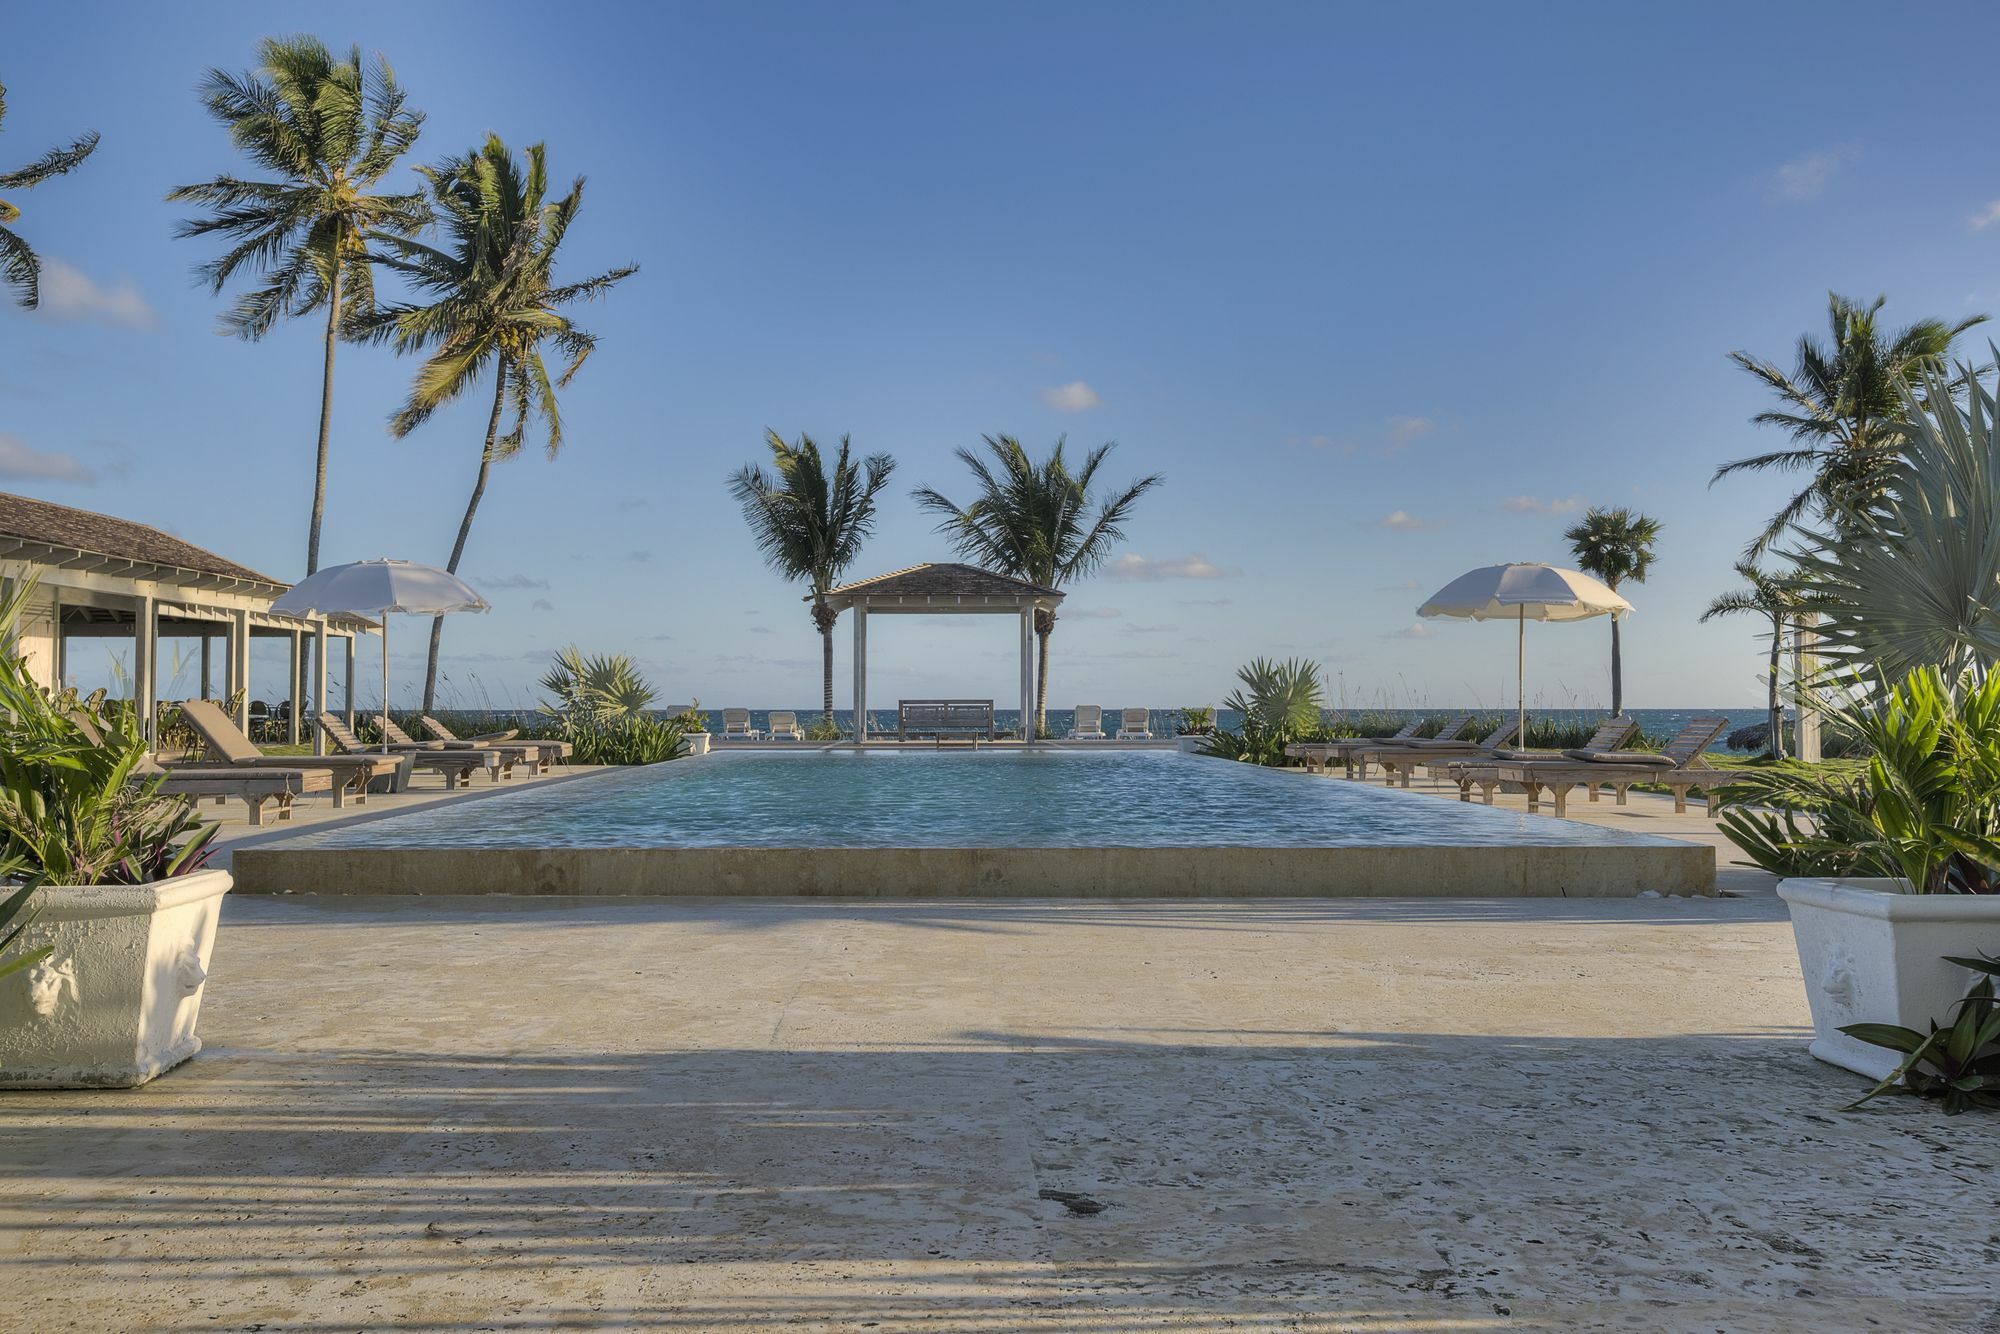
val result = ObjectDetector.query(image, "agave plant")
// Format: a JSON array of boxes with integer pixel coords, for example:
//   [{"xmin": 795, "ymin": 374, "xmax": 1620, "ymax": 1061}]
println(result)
[
  {"xmin": 0, "ymin": 877, "xmax": 51, "ymax": 982},
  {"xmin": 1718, "ymin": 666, "xmax": 2000, "ymax": 893},
  {"xmin": 1788, "ymin": 354, "xmax": 2000, "ymax": 685},
  {"xmin": 1841, "ymin": 954, "xmax": 2000, "ymax": 1115},
  {"xmin": 537, "ymin": 648, "xmax": 658, "ymax": 724},
  {"xmin": 1209, "ymin": 658, "xmax": 1323, "ymax": 764}
]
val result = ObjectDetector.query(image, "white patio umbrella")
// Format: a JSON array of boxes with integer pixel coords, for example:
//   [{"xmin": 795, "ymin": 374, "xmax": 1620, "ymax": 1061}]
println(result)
[
  {"xmin": 1416, "ymin": 562, "xmax": 1632, "ymax": 746},
  {"xmin": 270, "ymin": 559, "xmax": 490, "ymax": 752}
]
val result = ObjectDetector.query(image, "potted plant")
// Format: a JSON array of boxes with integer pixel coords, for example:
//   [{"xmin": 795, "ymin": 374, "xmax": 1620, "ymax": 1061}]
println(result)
[
  {"xmin": 673, "ymin": 701, "xmax": 712, "ymax": 754},
  {"xmin": 1720, "ymin": 667, "xmax": 2000, "ymax": 1081},
  {"xmin": 0, "ymin": 580, "xmax": 226, "ymax": 1089},
  {"xmin": 1175, "ymin": 706, "xmax": 1215, "ymax": 755}
]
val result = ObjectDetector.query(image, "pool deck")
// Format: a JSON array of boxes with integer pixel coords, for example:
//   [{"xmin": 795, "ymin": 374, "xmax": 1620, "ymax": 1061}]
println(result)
[{"xmin": 6, "ymin": 884, "xmax": 1993, "ymax": 1328}]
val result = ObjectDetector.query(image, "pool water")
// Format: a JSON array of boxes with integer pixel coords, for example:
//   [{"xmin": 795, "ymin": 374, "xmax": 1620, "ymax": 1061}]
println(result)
[{"xmin": 288, "ymin": 750, "xmax": 1680, "ymax": 850}]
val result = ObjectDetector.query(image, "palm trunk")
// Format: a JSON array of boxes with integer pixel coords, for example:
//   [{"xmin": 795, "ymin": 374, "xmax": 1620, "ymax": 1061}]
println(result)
[
  {"xmin": 421, "ymin": 369, "xmax": 509, "ymax": 713},
  {"xmin": 304, "ymin": 263, "xmax": 342, "ymax": 576},
  {"xmin": 1609, "ymin": 614, "xmax": 1624, "ymax": 716},
  {"xmin": 1767, "ymin": 615, "xmax": 1786, "ymax": 762},
  {"xmin": 1035, "ymin": 627, "xmax": 1051, "ymax": 736},
  {"xmin": 821, "ymin": 622, "xmax": 835, "ymax": 720}
]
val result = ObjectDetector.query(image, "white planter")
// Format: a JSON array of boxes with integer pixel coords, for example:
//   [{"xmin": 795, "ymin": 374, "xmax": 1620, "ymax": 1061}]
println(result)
[
  {"xmin": 1177, "ymin": 735, "xmax": 1213, "ymax": 755},
  {"xmin": 0, "ymin": 869, "xmax": 231, "ymax": 1089},
  {"xmin": 681, "ymin": 732, "xmax": 712, "ymax": 757},
  {"xmin": 1777, "ymin": 876, "xmax": 2000, "ymax": 1081}
]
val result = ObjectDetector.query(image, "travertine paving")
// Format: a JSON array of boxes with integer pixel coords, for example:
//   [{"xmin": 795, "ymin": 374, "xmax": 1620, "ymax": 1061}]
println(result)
[{"xmin": 5, "ymin": 890, "xmax": 1996, "ymax": 1331}]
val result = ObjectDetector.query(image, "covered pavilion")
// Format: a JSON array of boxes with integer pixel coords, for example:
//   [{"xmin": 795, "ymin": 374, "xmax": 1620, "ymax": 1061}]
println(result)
[{"xmin": 823, "ymin": 563, "xmax": 1064, "ymax": 742}]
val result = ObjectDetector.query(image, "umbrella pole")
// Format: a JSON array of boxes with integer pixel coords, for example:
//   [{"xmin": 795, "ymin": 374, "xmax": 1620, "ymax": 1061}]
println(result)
[
  {"xmin": 1517, "ymin": 604, "xmax": 1526, "ymax": 749},
  {"xmin": 381, "ymin": 618, "xmax": 390, "ymax": 755}
]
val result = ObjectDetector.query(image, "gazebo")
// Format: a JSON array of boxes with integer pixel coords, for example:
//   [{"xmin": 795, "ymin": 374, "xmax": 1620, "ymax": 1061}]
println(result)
[{"xmin": 824, "ymin": 563, "xmax": 1064, "ymax": 742}]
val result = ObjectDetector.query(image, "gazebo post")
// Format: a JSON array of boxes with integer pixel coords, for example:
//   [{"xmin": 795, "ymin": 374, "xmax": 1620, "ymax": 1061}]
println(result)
[
  {"xmin": 313, "ymin": 620, "xmax": 329, "ymax": 756},
  {"xmin": 344, "ymin": 634, "xmax": 357, "ymax": 729},
  {"xmin": 851, "ymin": 598, "xmax": 868, "ymax": 744},
  {"xmin": 1019, "ymin": 605, "xmax": 1034, "ymax": 743}
]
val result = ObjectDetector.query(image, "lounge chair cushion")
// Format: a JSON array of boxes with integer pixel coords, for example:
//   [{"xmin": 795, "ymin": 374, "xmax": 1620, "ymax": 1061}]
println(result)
[
  {"xmin": 1563, "ymin": 748, "xmax": 1675, "ymax": 765},
  {"xmin": 1491, "ymin": 747, "xmax": 1555, "ymax": 761}
]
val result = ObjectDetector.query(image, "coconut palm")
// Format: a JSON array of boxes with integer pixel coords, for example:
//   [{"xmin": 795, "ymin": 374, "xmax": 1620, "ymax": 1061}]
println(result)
[
  {"xmin": 363, "ymin": 135, "xmax": 636, "ymax": 711},
  {"xmin": 168, "ymin": 37, "xmax": 425, "ymax": 576},
  {"xmin": 730, "ymin": 432, "xmax": 896, "ymax": 720},
  {"xmin": 1789, "ymin": 357, "xmax": 2000, "ymax": 687},
  {"xmin": 1714, "ymin": 293, "xmax": 1987, "ymax": 556},
  {"xmin": 0, "ymin": 82, "xmax": 99, "ymax": 308},
  {"xmin": 1563, "ymin": 506, "xmax": 1662, "ymax": 717},
  {"xmin": 913, "ymin": 436, "xmax": 1161, "ymax": 735},
  {"xmin": 1700, "ymin": 560, "xmax": 1824, "ymax": 760}
]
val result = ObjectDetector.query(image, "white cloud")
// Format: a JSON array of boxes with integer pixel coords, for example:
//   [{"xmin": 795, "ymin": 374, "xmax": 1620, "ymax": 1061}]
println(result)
[
  {"xmin": 0, "ymin": 431, "xmax": 95, "ymax": 483},
  {"xmin": 1384, "ymin": 622, "xmax": 1434, "ymax": 640},
  {"xmin": 34, "ymin": 260, "xmax": 156, "ymax": 329},
  {"xmin": 1124, "ymin": 623, "xmax": 1177, "ymax": 634},
  {"xmin": 1106, "ymin": 552, "xmax": 1237, "ymax": 582},
  {"xmin": 1177, "ymin": 596, "xmax": 1233, "ymax": 607},
  {"xmin": 1386, "ymin": 415, "xmax": 1435, "ymax": 448},
  {"xmin": 476, "ymin": 573, "xmax": 550, "ymax": 590},
  {"xmin": 1042, "ymin": 380, "xmax": 1102, "ymax": 412},
  {"xmin": 1065, "ymin": 607, "xmax": 1123, "ymax": 619},
  {"xmin": 530, "ymin": 598, "xmax": 555, "ymax": 612},
  {"xmin": 1970, "ymin": 201, "xmax": 2000, "ymax": 232},
  {"xmin": 1499, "ymin": 494, "xmax": 1585, "ymax": 515},
  {"xmin": 1770, "ymin": 148, "xmax": 1848, "ymax": 202},
  {"xmin": 1378, "ymin": 510, "xmax": 1443, "ymax": 532}
]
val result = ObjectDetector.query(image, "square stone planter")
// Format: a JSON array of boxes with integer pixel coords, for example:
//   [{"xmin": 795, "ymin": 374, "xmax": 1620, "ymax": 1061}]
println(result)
[
  {"xmin": 0, "ymin": 869, "xmax": 231, "ymax": 1089},
  {"xmin": 1176, "ymin": 735, "xmax": 1214, "ymax": 755},
  {"xmin": 1778, "ymin": 875, "xmax": 2000, "ymax": 1081}
]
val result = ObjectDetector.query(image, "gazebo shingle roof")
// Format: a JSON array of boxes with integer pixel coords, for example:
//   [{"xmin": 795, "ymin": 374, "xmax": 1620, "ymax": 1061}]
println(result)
[
  {"xmin": 0, "ymin": 490, "xmax": 280, "ymax": 586},
  {"xmin": 828, "ymin": 562, "xmax": 1063, "ymax": 601}
]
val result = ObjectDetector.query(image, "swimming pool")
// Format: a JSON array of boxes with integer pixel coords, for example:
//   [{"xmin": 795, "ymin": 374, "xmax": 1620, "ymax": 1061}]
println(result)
[{"xmin": 233, "ymin": 751, "xmax": 1713, "ymax": 898}]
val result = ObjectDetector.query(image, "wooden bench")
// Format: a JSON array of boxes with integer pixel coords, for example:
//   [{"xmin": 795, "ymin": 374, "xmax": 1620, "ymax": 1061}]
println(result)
[{"xmin": 898, "ymin": 699, "xmax": 997, "ymax": 741}]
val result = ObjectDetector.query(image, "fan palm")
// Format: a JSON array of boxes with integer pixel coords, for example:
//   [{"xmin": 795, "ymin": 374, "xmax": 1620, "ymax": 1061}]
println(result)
[
  {"xmin": 363, "ymin": 135, "xmax": 636, "ymax": 710},
  {"xmin": 1788, "ymin": 355, "xmax": 2000, "ymax": 687},
  {"xmin": 168, "ymin": 37, "xmax": 424, "ymax": 575},
  {"xmin": 0, "ymin": 81, "xmax": 99, "ymax": 308},
  {"xmin": 913, "ymin": 436, "xmax": 1161, "ymax": 734},
  {"xmin": 1700, "ymin": 560, "xmax": 1824, "ymax": 760},
  {"xmin": 1562, "ymin": 506, "xmax": 1661, "ymax": 716},
  {"xmin": 1715, "ymin": 293, "xmax": 1987, "ymax": 556},
  {"xmin": 729, "ymin": 432, "xmax": 896, "ymax": 719}
]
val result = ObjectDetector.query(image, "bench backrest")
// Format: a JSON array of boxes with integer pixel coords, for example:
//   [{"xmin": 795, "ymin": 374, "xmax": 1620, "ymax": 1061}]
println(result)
[
  {"xmin": 1119, "ymin": 707, "xmax": 1149, "ymax": 731},
  {"xmin": 769, "ymin": 711, "xmax": 798, "ymax": 730},
  {"xmin": 1074, "ymin": 704, "xmax": 1102, "ymax": 730},
  {"xmin": 900, "ymin": 699, "xmax": 994, "ymax": 728},
  {"xmin": 1662, "ymin": 715, "xmax": 1730, "ymax": 766},
  {"xmin": 178, "ymin": 697, "xmax": 262, "ymax": 764},
  {"xmin": 722, "ymin": 708, "xmax": 753, "ymax": 734},
  {"xmin": 318, "ymin": 711, "xmax": 368, "ymax": 754}
]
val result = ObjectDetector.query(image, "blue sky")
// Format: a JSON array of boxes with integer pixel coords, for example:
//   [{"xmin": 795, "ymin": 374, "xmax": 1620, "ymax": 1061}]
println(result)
[{"xmin": 5, "ymin": 1, "xmax": 1998, "ymax": 712}]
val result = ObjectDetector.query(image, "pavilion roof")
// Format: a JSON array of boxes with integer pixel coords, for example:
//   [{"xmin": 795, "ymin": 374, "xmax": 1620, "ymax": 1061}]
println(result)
[
  {"xmin": 826, "ymin": 562, "xmax": 1064, "ymax": 608},
  {"xmin": 0, "ymin": 490, "xmax": 282, "ymax": 589}
]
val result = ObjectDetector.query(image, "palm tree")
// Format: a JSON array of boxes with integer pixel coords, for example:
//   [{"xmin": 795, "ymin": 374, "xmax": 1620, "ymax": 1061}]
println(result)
[
  {"xmin": 168, "ymin": 37, "xmax": 425, "ymax": 575},
  {"xmin": 913, "ymin": 436, "xmax": 1161, "ymax": 735},
  {"xmin": 1714, "ymin": 293, "xmax": 1987, "ymax": 556},
  {"xmin": 0, "ymin": 82, "xmax": 99, "ymax": 308},
  {"xmin": 729, "ymin": 432, "xmax": 896, "ymax": 720},
  {"xmin": 1563, "ymin": 506, "xmax": 1662, "ymax": 717},
  {"xmin": 363, "ymin": 135, "xmax": 636, "ymax": 711},
  {"xmin": 1701, "ymin": 561, "xmax": 1822, "ymax": 760}
]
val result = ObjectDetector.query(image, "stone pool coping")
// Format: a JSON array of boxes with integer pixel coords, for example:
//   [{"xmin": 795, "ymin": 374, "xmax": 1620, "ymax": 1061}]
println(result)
[{"xmin": 229, "ymin": 841, "xmax": 1714, "ymax": 898}]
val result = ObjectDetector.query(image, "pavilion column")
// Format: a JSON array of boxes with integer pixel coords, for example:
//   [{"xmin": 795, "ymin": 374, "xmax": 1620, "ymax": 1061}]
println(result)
[
  {"xmin": 133, "ymin": 594, "xmax": 158, "ymax": 745},
  {"xmin": 286, "ymin": 631, "xmax": 304, "ymax": 744},
  {"xmin": 1019, "ymin": 606, "xmax": 1035, "ymax": 744},
  {"xmin": 228, "ymin": 609, "xmax": 251, "ymax": 729},
  {"xmin": 1793, "ymin": 614, "xmax": 1821, "ymax": 763},
  {"xmin": 851, "ymin": 599, "xmax": 868, "ymax": 744},
  {"xmin": 344, "ymin": 635, "xmax": 357, "ymax": 728},
  {"xmin": 312, "ymin": 620, "xmax": 329, "ymax": 755},
  {"xmin": 199, "ymin": 633, "xmax": 212, "ymax": 699}
]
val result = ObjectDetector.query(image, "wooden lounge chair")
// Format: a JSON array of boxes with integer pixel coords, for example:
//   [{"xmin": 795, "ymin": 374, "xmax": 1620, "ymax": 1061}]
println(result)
[
  {"xmin": 1490, "ymin": 716, "xmax": 1743, "ymax": 818},
  {"xmin": 142, "ymin": 761, "xmax": 333, "ymax": 826},
  {"xmin": 767, "ymin": 710, "xmax": 804, "ymax": 740},
  {"xmin": 1115, "ymin": 708, "xmax": 1152, "ymax": 740},
  {"xmin": 175, "ymin": 698, "xmax": 403, "ymax": 806},
  {"xmin": 318, "ymin": 712, "xmax": 500, "ymax": 788},
  {"xmin": 418, "ymin": 714, "xmax": 571, "ymax": 766},
  {"xmin": 1069, "ymin": 705, "xmax": 1105, "ymax": 740},
  {"xmin": 376, "ymin": 715, "xmax": 548, "ymax": 776},
  {"xmin": 1365, "ymin": 717, "xmax": 1524, "ymax": 789},
  {"xmin": 721, "ymin": 708, "xmax": 761, "ymax": 740},
  {"xmin": 1288, "ymin": 718, "xmax": 1426, "ymax": 775},
  {"xmin": 1345, "ymin": 712, "xmax": 1474, "ymax": 780},
  {"xmin": 1444, "ymin": 716, "xmax": 1638, "ymax": 804}
]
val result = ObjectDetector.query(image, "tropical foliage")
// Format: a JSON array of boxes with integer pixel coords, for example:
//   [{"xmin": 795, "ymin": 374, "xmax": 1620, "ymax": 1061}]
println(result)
[
  {"xmin": 1701, "ymin": 560, "xmax": 1824, "ymax": 761},
  {"xmin": 1714, "ymin": 293, "xmax": 1987, "ymax": 556},
  {"xmin": 730, "ymin": 431, "xmax": 896, "ymax": 718},
  {"xmin": 1206, "ymin": 658, "xmax": 1324, "ymax": 764},
  {"xmin": 169, "ymin": 36, "xmax": 427, "ymax": 574},
  {"xmin": 1785, "ymin": 357, "xmax": 2000, "ymax": 686},
  {"xmin": 1840, "ymin": 954, "xmax": 2000, "ymax": 1115},
  {"xmin": 0, "ymin": 80, "xmax": 99, "ymax": 308},
  {"xmin": 365, "ymin": 134, "xmax": 636, "ymax": 709},
  {"xmin": 535, "ymin": 648, "xmax": 684, "ymax": 765},
  {"xmin": 1717, "ymin": 667, "xmax": 2000, "ymax": 894},
  {"xmin": 913, "ymin": 436, "xmax": 1161, "ymax": 734},
  {"xmin": 1562, "ymin": 506, "xmax": 1660, "ymax": 717},
  {"xmin": 0, "ymin": 580, "xmax": 217, "ymax": 887}
]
